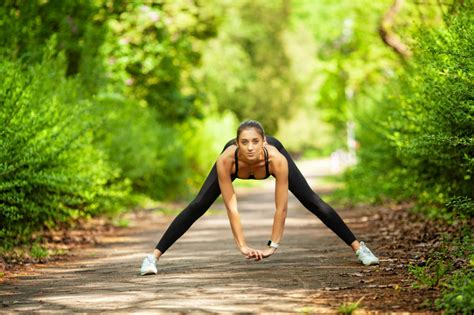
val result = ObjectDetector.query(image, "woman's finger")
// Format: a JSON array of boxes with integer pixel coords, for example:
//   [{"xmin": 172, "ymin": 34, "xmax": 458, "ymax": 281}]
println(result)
[{"xmin": 255, "ymin": 251, "xmax": 261, "ymax": 261}]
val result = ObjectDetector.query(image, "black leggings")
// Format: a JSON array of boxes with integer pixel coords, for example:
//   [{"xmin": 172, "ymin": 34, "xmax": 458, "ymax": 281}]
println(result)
[{"xmin": 155, "ymin": 136, "xmax": 357, "ymax": 254}]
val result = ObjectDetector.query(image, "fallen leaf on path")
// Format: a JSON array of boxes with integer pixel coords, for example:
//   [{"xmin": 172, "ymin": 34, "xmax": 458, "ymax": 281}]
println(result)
[{"xmin": 350, "ymin": 272, "xmax": 364, "ymax": 277}]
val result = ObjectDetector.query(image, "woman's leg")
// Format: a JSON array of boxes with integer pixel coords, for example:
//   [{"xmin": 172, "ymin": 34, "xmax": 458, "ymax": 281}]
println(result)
[
  {"xmin": 154, "ymin": 139, "xmax": 237, "ymax": 256},
  {"xmin": 266, "ymin": 136, "xmax": 357, "ymax": 246},
  {"xmin": 154, "ymin": 164, "xmax": 222, "ymax": 254}
]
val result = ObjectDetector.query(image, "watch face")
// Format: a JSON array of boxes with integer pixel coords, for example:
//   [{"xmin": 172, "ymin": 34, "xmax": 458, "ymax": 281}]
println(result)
[{"xmin": 267, "ymin": 240, "xmax": 271, "ymax": 246}]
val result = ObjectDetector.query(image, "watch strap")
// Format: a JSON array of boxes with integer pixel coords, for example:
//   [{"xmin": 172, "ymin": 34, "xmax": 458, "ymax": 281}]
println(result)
[{"xmin": 267, "ymin": 240, "xmax": 279, "ymax": 249}]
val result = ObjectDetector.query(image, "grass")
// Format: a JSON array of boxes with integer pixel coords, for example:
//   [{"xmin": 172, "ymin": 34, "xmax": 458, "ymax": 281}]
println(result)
[
  {"xmin": 113, "ymin": 218, "xmax": 130, "ymax": 228},
  {"xmin": 296, "ymin": 306, "xmax": 315, "ymax": 314},
  {"xmin": 337, "ymin": 297, "xmax": 364, "ymax": 315},
  {"xmin": 407, "ymin": 230, "xmax": 474, "ymax": 314},
  {"xmin": 51, "ymin": 248, "xmax": 68, "ymax": 256},
  {"xmin": 409, "ymin": 259, "xmax": 451, "ymax": 289},
  {"xmin": 30, "ymin": 243, "xmax": 49, "ymax": 259}
]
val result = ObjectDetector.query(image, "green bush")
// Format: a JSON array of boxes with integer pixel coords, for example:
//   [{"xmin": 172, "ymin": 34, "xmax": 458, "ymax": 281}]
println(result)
[
  {"xmin": 92, "ymin": 93, "xmax": 239, "ymax": 201},
  {"xmin": 341, "ymin": 93, "xmax": 413, "ymax": 204},
  {"xmin": 92, "ymin": 93, "xmax": 189, "ymax": 201},
  {"xmin": 389, "ymin": 7, "xmax": 474, "ymax": 217},
  {"xmin": 344, "ymin": 4, "xmax": 473, "ymax": 218},
  {"xmin": 0, "ymin": 52, "xmax": 129, "ymax": 246}
]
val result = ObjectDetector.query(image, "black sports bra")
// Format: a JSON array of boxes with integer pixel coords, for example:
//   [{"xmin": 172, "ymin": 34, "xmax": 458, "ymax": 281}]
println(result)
[{"xmin": 233, "ymin": 147, "xmax": 271, "ymax": 180}]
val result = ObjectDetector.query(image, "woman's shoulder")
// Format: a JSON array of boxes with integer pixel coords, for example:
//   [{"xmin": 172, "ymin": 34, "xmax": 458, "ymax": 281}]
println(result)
[
  {"xmin": 265, "ymin": 145, "xmax": 288, "ymax": 177},
  {"xmin": 266, "ymin": 144, "xmax": 282, "ymax": 157},
  {"xmin": 266, "ymin": 144, "xmax": 287, "ymax": 165}
]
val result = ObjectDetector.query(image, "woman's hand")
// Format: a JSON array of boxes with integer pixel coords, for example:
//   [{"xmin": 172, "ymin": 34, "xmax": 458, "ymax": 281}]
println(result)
[
  {"xmin": 239, "ymin": 246, "xmax": 263, "ymax": 261},
  {"xmin": 261, "ymin": 247, "xmax": 276, "ymax": 258}
]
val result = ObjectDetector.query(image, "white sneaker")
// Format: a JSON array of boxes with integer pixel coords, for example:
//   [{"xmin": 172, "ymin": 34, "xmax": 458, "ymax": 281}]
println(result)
[
  {"xmin": 140, "ymin": 254, "xmax": 158, "ymax": 275},
  {"xmin": 355, "ymin": 241, "xmax": 380, "ymax": 266}
]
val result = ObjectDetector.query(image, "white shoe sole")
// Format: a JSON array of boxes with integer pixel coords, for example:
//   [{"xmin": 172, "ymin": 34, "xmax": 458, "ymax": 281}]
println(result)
[
  {"xmin": 359, "ymin": 259, "xmax": 380, "ymax": 266},
  {"xmin": 140, "ymin": 269, "xmax": 157, "ymax": 276}
]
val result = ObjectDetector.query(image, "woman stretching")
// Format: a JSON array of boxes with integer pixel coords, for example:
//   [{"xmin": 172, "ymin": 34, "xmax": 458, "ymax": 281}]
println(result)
[{"xmin": 140, "ymin": 120, "xmax": 379, "ymax": 275}]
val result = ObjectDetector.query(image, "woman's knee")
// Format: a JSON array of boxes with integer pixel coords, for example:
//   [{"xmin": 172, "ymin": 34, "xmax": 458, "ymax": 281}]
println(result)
[
  {"xmin": 301, "ymin": 194, "xmax": 335, "ymax": 217},
  {"xmin": 185, "ymin": 195, "xmax": 215, "ymax": 219}
]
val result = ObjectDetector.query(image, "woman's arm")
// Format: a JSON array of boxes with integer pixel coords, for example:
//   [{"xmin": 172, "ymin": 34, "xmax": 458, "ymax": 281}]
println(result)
[
  {"xmin": 216, "ymin": 154, "xmax": 263, "ymax": 260},
  {"xmin": 263, "ymin": 152, "xmax": 288, "ymax": 257},
  {"xmin": 272, "ymin": 155, "xmax": 289, "ymax": 242}
]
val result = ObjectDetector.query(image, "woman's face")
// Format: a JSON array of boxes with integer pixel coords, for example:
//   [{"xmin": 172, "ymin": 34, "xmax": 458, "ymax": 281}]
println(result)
[{"xmin": 237, "ymin": 128, "xmax": 265, "ymax": 162}]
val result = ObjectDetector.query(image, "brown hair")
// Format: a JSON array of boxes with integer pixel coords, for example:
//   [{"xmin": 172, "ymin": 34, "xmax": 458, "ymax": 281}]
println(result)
[{"xmin": 236, "ymin": 120, "xmax": 265, "ymax": 141}]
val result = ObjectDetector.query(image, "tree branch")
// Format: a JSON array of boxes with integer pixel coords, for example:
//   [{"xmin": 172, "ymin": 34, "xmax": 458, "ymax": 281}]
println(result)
[{"xmin": 379, "ymin": 0, "xmax": 412, "ymax": 59}]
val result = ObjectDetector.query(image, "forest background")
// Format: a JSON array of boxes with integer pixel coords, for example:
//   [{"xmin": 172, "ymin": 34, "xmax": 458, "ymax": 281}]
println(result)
[{"xmin": 1, "ymin": 0, "xmax": 472, "ymax": 313}]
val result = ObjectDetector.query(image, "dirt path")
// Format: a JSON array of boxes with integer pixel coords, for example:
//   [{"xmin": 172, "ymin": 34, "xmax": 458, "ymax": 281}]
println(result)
[{"xmin": 0, "ymin": 159, "xmax": 431, "ymax": 314}]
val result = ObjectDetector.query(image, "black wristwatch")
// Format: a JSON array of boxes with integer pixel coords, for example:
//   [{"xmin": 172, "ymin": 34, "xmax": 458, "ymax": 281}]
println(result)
[{"xmin": 267, "ymin": 240, "xmax": 279, "ymax": 249}]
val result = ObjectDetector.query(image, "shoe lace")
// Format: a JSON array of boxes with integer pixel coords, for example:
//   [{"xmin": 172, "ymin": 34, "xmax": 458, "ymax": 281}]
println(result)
[
  {"xmin": 147, "ymin": 256, "xmax": 155, "ymax": 264},
  {"xmin": 360, "ymin": 245, "xmax": 373, "ymax": 256}
]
